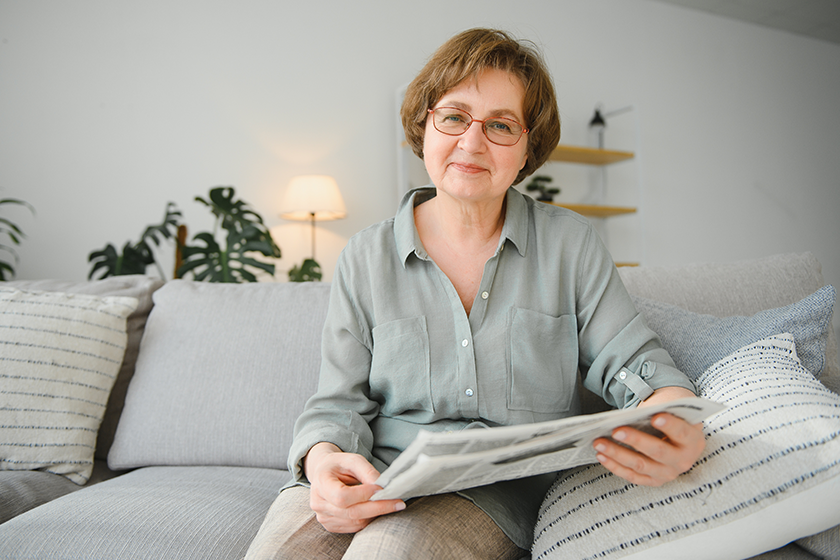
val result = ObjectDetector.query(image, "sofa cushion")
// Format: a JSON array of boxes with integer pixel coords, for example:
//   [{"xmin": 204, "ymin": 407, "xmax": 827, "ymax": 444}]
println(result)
[
  {"xmin": 532, "ymin": 333, "xmax": 840, "ymax": 560},
  {"xmin": 0, "ymin": 288, "xmax": 138, "ymax": 484},
  {"xmin": 108, "ymin": 280, "xmax": 330, "ymax": 470},
  {"xmin": 0, "ymin": 470, "xmax": 79, "ymax": 525},
  {"xmin": 0, "ymin": 465, "xmax": 290, "ymax": 559},
  {"xmin": 2, "ymin": 275, "xmax": 164, "ymax": 460},
  {"xmin": 631, "ymin": 284, "xmax": 835, "ymax": 380}
]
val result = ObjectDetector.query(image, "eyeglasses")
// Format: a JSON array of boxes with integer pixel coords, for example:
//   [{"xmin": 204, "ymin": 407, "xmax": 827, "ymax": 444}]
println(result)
[{"xmin": 428, "ymin": 107, "xmax": 528, "ymax": 146}]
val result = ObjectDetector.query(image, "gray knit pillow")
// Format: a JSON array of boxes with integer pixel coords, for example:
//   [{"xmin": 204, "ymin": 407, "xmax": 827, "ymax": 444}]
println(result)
[{"xmin": 632, "ymin": 285, "xmax": 835, "ymax": 380}]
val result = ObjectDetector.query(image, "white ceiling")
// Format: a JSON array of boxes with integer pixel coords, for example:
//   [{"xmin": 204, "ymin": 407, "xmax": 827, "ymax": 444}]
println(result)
[{"xmin": 652, "ymin": 0, "xmax": 840, "ymax": 45}]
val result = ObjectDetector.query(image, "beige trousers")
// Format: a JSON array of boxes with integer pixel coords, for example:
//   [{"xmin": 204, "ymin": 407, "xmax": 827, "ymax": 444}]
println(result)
[{"xmin": 244, "ymin": 485, "xmax": 526, "ymax": 560}]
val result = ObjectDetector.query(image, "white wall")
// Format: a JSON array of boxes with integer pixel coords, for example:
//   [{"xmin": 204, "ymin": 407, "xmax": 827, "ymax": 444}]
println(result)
[{"xmin": 2, "ymin": 0, "xmax": 838, "ymax": 331}]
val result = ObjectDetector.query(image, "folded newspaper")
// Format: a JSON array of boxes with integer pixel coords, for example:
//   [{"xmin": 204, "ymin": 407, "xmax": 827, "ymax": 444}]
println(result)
[{"xmin": 371, "ymin": 396, "xmax": 724, "ymax": 501}]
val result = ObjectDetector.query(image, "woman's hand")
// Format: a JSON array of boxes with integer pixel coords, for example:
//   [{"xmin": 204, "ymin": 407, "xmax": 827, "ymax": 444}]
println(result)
[
  {"xmin": 592, "ymin": 387, "xmax": 706, "ymax": 486},
  {"xmin": 303, "ymin": 442, "xmax": 406, "ymax": 533}
]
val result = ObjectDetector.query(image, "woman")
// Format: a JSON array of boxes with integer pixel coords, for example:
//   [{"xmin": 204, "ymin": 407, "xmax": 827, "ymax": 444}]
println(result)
[{"xmin": 245, "ymin": 28, "xmax": 704, "ymax": 559}]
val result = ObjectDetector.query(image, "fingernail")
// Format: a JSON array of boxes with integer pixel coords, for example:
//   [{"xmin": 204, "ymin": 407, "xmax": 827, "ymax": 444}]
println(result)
[
  {"xmin": 613, "ymin": 430, "xmax": 627, "ymax": 441},
  {"xmin": 395, "ymin": 501, "xmax": 406, "ymax": 512},
  {"xmin": 595, "ymin": 443, "xmax": 607, "ymax": 453},
  {"xmin": 653, "ymin": 416, "xmax": 666, "ymax": 428}
]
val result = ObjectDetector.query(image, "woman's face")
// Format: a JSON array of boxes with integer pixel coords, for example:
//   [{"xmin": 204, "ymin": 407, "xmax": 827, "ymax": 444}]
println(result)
[{"xmin": 423, "ymin": 68, "xmax": 528, "ymax": 207}]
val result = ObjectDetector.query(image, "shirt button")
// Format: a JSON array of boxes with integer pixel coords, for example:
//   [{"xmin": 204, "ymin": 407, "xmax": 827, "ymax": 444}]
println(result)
[
  {"xmin": 465, "ymin": 388, "xmax": 474, "ymax": 397},
  {"xmin": 619, "ymin": 371, "xmax": 627, "ymax": 380},
  {"xmin": 481, "ymin": 291, "xmax": 489, "ymax": 300},
  {"xmin": 461, "ymin": 339, "xmax": 469, "ymax": 347}
]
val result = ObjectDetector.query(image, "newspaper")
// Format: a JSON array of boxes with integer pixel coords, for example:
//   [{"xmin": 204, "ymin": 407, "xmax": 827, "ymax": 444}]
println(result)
[{"xmin": 371, "ymin": 396, "xmax": 724, "ymax": 501}]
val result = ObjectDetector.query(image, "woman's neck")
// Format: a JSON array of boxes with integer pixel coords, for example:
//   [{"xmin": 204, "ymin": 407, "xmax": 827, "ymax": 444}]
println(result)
[{"xmin": 420, "ymin": 190, "xmax": 506, "ymax": 251}]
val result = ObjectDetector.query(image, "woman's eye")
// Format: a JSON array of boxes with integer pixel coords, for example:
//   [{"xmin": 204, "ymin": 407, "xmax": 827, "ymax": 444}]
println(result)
[
  {"xmin": 487, "ymin": 120, "xmax": 513, "ymax": 133},
  {"xmin": 442, "ymin": 112, "xmax": 467, "ymax": 123}
]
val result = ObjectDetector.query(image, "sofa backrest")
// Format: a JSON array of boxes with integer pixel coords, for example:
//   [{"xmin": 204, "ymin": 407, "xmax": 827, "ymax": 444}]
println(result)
[
  {"xmin": 3, "ymin": 251, "xmax": 835, "ymax": 470},
  {"xmin": 105, "ymin": 279, "xmax": 332, "ymax": 471}
]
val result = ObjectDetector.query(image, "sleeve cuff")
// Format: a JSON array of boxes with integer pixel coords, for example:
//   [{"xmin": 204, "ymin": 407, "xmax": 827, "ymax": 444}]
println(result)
[
  {"xmin": 612, "ymin": 361, "xmax": 696, "ymax": 409},
  {"xmin": 616, "ymin": 367, "xmax": 655, "ymax": 408}
]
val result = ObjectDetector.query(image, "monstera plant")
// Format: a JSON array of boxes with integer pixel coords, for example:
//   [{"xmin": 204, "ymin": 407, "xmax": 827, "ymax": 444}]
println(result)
[
  {"xmin": 88, "ymin": 203, "xmax": 182, "ymax": 280},
  {"xmin": 177, "ymin": 186, "xmax": 281, "ymax": 282},
  {"xmin": 0, "ymin": 197, "xmax": 35, "ymax": 281}
]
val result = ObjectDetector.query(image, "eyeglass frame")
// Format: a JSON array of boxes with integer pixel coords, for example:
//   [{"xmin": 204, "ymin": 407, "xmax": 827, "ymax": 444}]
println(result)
[{"xmin": 427, "ymin": 107, "xmax": 529, "ymax": 146}]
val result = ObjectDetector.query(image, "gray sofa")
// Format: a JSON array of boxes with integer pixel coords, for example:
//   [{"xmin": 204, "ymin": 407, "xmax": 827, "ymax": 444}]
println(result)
[{"xmin": 0, "ymin": 252, "xmax": 837, "ymax": 560}]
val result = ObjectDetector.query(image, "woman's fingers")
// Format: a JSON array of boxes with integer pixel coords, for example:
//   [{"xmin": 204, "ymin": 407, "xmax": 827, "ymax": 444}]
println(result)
[
  {"xmin": 593, "ymin": 413, "xmax": 705, "ymax": 486},
  {"xmin": 306, "ymin": 447, "xmax": 406, "ymax": 533},
  {"xmin": 310, "ymin": 483, "xmax": 405, "ymax": 533}
]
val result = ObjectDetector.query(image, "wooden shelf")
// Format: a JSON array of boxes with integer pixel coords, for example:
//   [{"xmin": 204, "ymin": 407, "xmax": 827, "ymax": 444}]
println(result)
[
  {"xmin": 549, "ymin": 145, "xmax": 634, "ymax": 165},
  {"xmin": 550, "ymin": 202, "xmax": 637, "ymax": 218}
]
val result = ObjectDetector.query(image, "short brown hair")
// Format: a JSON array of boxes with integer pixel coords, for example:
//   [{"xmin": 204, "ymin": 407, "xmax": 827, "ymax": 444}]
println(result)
[{"xmin": 401, "ymin": 28, "xmax": 561, "ymax": 185}]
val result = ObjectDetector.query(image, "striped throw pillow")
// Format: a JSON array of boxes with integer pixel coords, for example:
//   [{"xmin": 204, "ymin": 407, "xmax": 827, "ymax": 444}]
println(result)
[
  {"xmin": 532, "ymin": 333, "xmax": 840, "ymax": 560},
  {"xmin": 0, "ymin": 289, "xmax": 137, "ymax": 484}
]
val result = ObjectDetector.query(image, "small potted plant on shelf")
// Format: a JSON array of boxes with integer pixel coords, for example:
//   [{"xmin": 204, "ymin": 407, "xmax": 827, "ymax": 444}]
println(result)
[{"xmin": 525, "ymin": 175, "xmax": 560, "ymax": 203}]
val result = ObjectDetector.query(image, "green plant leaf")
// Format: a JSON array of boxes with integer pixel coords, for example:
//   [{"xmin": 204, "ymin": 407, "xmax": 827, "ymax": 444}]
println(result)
[
  {"xmin": 288, "ymin": 258, "xmax": 323, "ymax": 282},
  {"xmin": 0, "ymin": 198, "xmax": 35, "ymax": 280},
  {"xmin": 177, "ymin": 187, "xmax": 281, "ymax": 283},
  {"xmin": 140, "ymin": 202, "xmax": 182, "ymax": 248},
  {"xmin": 88, "ymin": 241, "xmax": 154, "ymax": 280},
  {"xmin": 87, "ymin": 202, "xmax": 181, "ymax": 280}
]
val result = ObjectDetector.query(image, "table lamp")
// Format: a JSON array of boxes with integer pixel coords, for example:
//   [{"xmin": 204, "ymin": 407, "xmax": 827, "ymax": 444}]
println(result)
[{"xmin": 279, "ymin": 175, "xmax": 346, "ymax": 260}]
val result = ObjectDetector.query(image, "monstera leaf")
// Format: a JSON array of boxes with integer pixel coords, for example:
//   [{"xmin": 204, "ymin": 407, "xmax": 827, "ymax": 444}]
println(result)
[
  {"xmin": 88, "ymin": 241, "xmax": 155, "ymax": 279},
  {"xmin": 176, "ymin": 187, "xmax": 281, "ymax": 283},
  {"xmin": 88, "ymin": 203, "xmax": 182, "ymax": 280}
]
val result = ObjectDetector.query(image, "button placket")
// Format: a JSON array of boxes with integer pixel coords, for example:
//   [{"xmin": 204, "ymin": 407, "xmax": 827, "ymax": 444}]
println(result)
[{"xmin": 458, "ymin": 329, "xmax": 478, "ymax": 413}]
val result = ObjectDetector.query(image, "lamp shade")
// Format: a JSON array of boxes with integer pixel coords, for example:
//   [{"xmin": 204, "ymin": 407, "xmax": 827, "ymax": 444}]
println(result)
[{"xmin": 279, "ymin": 175, "xmax": 347, "ymax": 222}]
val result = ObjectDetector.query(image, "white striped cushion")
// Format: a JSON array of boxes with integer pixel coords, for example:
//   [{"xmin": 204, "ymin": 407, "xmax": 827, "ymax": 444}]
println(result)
[
  {"xmin": 0, "ymin": 289, "xmax": 137, "ymax": 484},
  {"xmin": 532, "ymin": 333, "xmax": 840, "ymax": 560}
]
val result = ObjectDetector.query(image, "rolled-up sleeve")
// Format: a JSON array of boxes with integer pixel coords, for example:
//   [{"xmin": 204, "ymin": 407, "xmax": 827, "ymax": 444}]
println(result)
[{"xmin": 573, "ymin": 225, "xmax": 695, "ymax": 409}]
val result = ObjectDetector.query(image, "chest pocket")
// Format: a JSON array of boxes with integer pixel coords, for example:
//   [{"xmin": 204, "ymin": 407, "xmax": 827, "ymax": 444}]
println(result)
[
  {"xmin": 508, "ymin": 308, "xmax": 578, "ymax": 413},
  {"xmin": 370, "ymin": 316, "xmax": 433, "ymax": 415}
]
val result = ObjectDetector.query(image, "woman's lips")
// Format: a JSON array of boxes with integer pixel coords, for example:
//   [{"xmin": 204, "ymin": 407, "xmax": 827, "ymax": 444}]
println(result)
[{"xmin": 449, "ymin": 162, "xmax": 487, "ymax": 174}]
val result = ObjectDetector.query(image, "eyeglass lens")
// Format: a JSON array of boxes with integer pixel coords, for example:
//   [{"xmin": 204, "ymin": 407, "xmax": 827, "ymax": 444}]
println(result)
[{"xmin": 430, "ymin": 108, "xmax": 525, "ymax": 146}]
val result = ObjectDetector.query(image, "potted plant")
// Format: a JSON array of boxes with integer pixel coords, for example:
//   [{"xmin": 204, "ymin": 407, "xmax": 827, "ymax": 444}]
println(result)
[
  {"xmin": 288, "ymin": 258, "xmax": 322, "ymax": 282},
  {"xmin": 525, "ymin": 175, "xmax": 560, "ymax": 203},
  {"xmin": 89, "ymin": 187, "xmax": 281, "ymax": 283}
]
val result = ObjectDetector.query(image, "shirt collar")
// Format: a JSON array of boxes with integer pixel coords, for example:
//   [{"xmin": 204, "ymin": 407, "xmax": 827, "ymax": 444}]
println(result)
[
  {"xmin": 394, "ymin": 186, "xmax": 529, "ymax": 267},
  {"xmin": 500, "ymin": 187, "xmax": 528, "ymax": 257}
]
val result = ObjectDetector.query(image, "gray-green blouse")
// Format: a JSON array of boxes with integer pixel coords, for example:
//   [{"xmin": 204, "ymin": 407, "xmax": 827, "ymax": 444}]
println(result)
[{"xmin": 288, "ymin": 186, "xmax": 695, "ymax": 549}]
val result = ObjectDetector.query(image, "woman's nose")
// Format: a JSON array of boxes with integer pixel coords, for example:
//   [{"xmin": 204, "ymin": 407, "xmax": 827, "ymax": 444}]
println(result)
[{"xmin": 458, "ymin": 121, "xmax": 488, "ymax": 152}]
